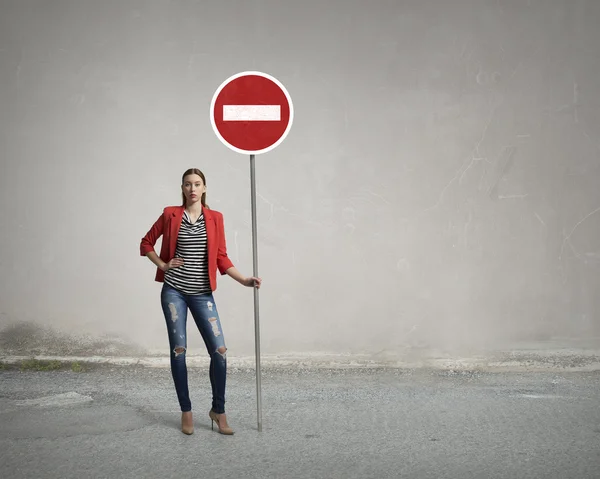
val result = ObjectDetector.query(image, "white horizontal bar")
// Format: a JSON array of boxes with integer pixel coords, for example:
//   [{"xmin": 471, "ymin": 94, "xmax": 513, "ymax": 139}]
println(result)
[{"xmin": 223, "ymin": 105, "xmax": 281, "ymax": 121}]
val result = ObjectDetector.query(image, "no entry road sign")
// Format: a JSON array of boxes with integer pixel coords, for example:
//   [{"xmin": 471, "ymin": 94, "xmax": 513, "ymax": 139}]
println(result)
[
  {"xmin": 210, "ymin": 71, "xmax": 294, "ymax": 155},
  {"xmin": 209, "ymin": 71, "xmax": 294, "ymax": 433}
]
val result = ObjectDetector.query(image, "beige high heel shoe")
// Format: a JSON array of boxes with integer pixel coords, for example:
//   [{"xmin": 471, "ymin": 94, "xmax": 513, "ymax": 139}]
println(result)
[
  {"xmin": 209, "ymin": 409, "xmax": 234, "ymax": 435},
  {"xmin": 181, "ymin": 411, "xmax": 194, "ymax": 435}
]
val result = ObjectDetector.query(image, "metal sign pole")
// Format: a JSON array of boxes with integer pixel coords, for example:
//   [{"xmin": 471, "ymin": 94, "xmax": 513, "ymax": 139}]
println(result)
[{"xmin": 249, "ymin": 153, "xmax": 262, "ymax": 432}]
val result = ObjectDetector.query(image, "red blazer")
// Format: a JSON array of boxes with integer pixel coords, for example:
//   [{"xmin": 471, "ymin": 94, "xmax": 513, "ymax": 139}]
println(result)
[{"xmin": 140, "ymin": 205, "xmax": 234, "ymax": 291}]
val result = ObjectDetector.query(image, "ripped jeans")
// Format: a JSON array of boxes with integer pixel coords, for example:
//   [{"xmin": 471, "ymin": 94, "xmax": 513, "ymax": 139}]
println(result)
[{"xmin": 160, "ymin": 283, "xmax": 227, "ymax": 414}]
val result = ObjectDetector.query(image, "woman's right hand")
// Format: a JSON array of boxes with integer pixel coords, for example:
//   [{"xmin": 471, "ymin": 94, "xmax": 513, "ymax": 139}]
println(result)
[{"xmin": 162, "ymin": 258, "xmax": 184, "ymax": 271}]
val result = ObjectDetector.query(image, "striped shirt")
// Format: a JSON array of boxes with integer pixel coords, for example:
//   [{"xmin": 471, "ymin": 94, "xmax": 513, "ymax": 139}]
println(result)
[{"xmin": 163, "ymin": 210, "xmax": 211, "ymax": 294}]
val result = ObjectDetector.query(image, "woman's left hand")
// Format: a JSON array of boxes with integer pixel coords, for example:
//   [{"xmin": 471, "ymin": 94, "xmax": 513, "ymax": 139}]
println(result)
[{"xmin": 243, "ymin": 276, "xmax": 262, "ymax": 288}]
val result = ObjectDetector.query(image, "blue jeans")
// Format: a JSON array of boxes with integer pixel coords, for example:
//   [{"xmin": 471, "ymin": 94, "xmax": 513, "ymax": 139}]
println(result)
[{"xmin": 160, "ymin": 283, "xmax": 228, "ymax": 414}]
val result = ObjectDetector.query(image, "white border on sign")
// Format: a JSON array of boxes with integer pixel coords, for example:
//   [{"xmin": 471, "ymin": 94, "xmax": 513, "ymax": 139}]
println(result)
[{"xmin": 209, "ymin": 71, "xmax": 294, "ymax": 155}]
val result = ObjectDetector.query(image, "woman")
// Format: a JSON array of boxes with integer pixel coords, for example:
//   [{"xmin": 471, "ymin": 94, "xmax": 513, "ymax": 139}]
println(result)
[{"xmin": 140, "ymin": 168, "xmax": 261, "ymax": 436}]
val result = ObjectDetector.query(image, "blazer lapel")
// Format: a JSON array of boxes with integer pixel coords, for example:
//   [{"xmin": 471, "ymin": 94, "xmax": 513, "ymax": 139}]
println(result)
[
  {"xmin": 170, "ymin": 206, "xmax": 184, "ymax": 255},
  {"xmin": 203, "ymin": 206, "xmax": 216, "ymax": 263}
]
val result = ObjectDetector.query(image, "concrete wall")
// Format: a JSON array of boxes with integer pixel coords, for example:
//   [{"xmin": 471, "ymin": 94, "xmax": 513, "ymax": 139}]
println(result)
[{"xmin": 1, "ymin": 0, "xmax": 599, "ymax": 359}]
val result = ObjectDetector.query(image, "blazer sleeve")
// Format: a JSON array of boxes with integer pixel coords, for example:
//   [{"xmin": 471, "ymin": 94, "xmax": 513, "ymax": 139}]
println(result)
[
  {"xmin": 140, "ymin": 210, "xmax": 165, "ymax": 256},
  {"xmin": 216, "ymin": 213, "xmax": 234, "ymax": 274}
]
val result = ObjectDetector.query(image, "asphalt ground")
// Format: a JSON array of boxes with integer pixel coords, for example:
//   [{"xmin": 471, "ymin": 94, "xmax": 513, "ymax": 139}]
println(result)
[{"xmin": 1, "ymin": 363, "xmax": 599, "ymax": 479}]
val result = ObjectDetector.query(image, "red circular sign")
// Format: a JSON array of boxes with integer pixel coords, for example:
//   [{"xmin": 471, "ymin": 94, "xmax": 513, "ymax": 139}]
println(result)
[{"xmin": 210, "ymin": 71, "xmax": 294, "ymax": 155}]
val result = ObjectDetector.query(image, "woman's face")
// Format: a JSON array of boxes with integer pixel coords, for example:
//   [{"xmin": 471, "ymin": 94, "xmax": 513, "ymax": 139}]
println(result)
[{"xmin": 182, "ymin": 174, "xmax": 206, "ymax": 205}]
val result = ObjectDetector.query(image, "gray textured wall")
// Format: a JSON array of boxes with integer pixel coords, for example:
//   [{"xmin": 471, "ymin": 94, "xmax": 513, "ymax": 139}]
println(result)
[{"xmin": 1, "ymin": 0, "xmax": 599, "ymax": 359}]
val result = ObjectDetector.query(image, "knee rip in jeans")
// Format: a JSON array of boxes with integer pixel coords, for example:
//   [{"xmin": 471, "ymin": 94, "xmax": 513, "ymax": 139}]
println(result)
[
  {"xmin": 216, "ymin": 346, "xmax": 227, "ymax": 359},
  {"xmin": 174, "ymin": 346, "xmax": 186, "ymax": 357}
]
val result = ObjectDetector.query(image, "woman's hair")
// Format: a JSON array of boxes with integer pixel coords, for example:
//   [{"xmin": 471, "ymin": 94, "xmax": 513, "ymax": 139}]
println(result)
[{"xmin": 181, "ymin": 168, "xmax": 209, "ymax": 208}]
